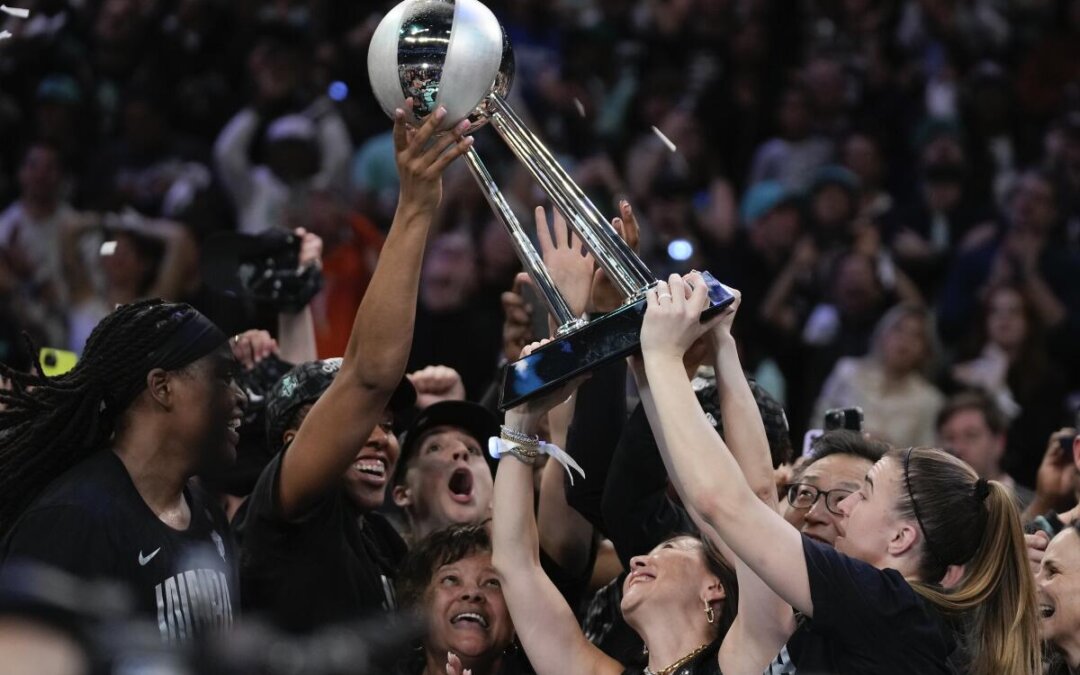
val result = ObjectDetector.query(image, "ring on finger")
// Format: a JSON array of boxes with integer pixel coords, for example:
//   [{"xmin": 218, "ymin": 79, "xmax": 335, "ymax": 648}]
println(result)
[{"xmin": 658, "ymin": 293, "xmax": 673, "ymax": 301}]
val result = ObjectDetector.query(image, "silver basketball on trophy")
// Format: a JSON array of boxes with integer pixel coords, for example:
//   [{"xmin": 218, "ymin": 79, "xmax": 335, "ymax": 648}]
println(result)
[{"xmin": 367, "ymin": 0, "xmax": 513, "ymax": 131}]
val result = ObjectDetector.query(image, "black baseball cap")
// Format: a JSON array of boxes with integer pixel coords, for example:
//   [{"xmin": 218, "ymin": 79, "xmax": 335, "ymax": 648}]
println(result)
[
  {"xmin": 265, "ymin": 359, "xmax": 417, "ymax": 455},
  {"xmin": 393, "ymin": 401, "xmax": 500, "ymax": 486}
]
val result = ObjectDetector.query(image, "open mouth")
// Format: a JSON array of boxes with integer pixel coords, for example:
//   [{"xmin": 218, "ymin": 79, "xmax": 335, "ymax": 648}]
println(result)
[
  {"xmin": 626, "ymin": 571, "xmax": 656, "ymax": 589},
  {"xmin": 353, "ymin": 457, "xmax": 387, "ymax": 484},
  {"xmin": 1040, "ymin": 603, "xmax": 1056, "ymax": 619},
  {"xmin": 448, "ymin": 468, "xmax": 474, "ymax": 504},
  {"xmin": 450, "ymin": 611, "xmax": 488, "ymax": 629}
]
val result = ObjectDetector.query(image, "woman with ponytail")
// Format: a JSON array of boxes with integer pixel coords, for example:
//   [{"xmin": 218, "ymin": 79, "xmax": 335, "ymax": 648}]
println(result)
[
  {"xmin": 639, "ymin": 273, "xmax": 1041, "ymax": 675},
  {"xmin": 0, "ymin": 299, "xmax": 248, "ymax": 641}
]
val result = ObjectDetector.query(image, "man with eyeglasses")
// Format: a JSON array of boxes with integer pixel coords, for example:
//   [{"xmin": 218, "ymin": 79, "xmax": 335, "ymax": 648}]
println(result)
[{"xmin": 780, "ymin": 430, "xmax": 889, "ymax": 546}]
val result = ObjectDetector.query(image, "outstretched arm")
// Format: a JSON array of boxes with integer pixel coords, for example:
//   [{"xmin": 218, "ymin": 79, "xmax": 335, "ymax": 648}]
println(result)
[
  {"xmin": 277, "ymin": 105, "xmax": 473, "ymax": 517},
  {"xmin": 640, "ymin": 274, "xmax": 813, "ymax": 618},
  {"xmin": 492, "ymin": 362, "xmax": 621, "ymax": 675}
]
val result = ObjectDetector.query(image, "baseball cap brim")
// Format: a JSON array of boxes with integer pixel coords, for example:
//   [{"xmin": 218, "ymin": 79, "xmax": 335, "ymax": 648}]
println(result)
[{"xmin": 393, "ymin": 400, "xmax": 499, "ymax": 485}]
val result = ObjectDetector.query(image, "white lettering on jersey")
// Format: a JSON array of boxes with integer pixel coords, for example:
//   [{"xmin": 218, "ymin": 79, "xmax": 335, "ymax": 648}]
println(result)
[{"xmin": 154, "ymin": 569, "xmax": 233, "ymax": 642}]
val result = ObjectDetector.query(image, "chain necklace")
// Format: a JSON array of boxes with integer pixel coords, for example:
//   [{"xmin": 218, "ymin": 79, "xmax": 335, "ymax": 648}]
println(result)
[{"xmin": 643, "ymin": 643, "xmax": 710, "ymax": 675}]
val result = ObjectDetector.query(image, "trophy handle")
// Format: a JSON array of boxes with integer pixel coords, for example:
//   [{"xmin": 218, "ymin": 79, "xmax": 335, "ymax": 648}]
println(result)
[
  {"xmin": 488, "ymin": 93, "xmax": 656, "ymax": 301},
  {"xmin": 462, "ymin": 147, "xmax": 587, "ymax": 336}
]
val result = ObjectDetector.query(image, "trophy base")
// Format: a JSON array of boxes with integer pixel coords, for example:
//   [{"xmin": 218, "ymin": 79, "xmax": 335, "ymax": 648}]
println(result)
[{"xmin": 498, "ymin": 271, "xmax": 735, "ymax": 411}]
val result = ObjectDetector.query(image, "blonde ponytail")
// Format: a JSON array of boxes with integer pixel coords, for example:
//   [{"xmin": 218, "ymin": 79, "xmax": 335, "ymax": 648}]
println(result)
[{"xmin": 892, "ymin": 449, "xmax": 1041, "ymax": 675}]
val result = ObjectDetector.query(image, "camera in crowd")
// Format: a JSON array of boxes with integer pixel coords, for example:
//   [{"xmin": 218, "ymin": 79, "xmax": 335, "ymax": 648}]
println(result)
[
  {"xmin": 201, "ymin": 230, "xmax": 323, "ymax": 313},
  {"xmin": 802, "ymin": 407, "xmax": 864, "ymax": 457}
]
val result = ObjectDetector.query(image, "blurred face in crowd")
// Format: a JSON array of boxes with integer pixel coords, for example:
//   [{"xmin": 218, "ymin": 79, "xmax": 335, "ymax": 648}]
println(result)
[
  {"xmin": 938, "ymin": 408, "xmax": 1005, "ymax": 480},
  {"xmin": 985, "ymin": 287, "xmax": 1028, "ymax": 353},
  {"xmin": 778, "ymin": 89, "xmax": 811, "ymax": 140},
  {"xmin": 754, "ymin": 204, "xmax": 801, "ymax": 258},
  {"xmin": 123, "ymin": 100, "xmax": 167, "ymax": 153},
  {"xmin": 1009, "ymin": 173, "xmax": 1057, "ymax": 236},
  {"xmin": 811, "ymin": 183, "xmax": 855, "ymax": 231},
  {"xmin": 880, "ymin": 314, "xmax": 928, "ymax": 376},
  {"xmin": 423, "ymin": 552, "xmax": 514, "ymax": 668},
  {"xmin": 784, "ymin": 453, "xmax": 874, "ymax": 546},
  {"xmin": 622, "ymin": 536, "xmax": 724, "ymax": 630},
  {"xmin": 18, "ymin": 145, "xmax": 63, "ymax": 204},
  {"xmin": 421, "ymin": 233, "xmax": 479, "ymax": 313},
  {"xmin": 394, "ymin": 427, "xmax": 494, "ymax": 536},
  {"xmin": 285, "ymin": 406, "xmax": 400, "ymax": 512},
  {"xmin": 834, "ymin": 457, "xmax": 911, "ymax": 567},
  {"xmin": 843, "ymin": 134, "xmax": 884, "ymax": 189},
  {"xmin": 833, "ymin": 254, "xmax": 881, "ymax": 316},
  {"xmin": 100, "ymin": 232, "xmax": 153, "ymax": 294},
  {"xmin": 1036, "ymin": 528, "xmax": 1080, "ymax": 659}
]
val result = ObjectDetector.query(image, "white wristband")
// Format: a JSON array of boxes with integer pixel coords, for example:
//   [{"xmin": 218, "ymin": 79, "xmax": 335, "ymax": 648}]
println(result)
[{"xmin": 488, "ymin": 437, "xmax": 586, "ymax": 485}]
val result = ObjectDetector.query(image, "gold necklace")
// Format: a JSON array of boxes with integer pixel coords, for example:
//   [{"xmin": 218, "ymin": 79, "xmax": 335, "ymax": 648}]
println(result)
[{"xmin": 643, "ymin": 643, "xmax": 710, "ymax": 675}]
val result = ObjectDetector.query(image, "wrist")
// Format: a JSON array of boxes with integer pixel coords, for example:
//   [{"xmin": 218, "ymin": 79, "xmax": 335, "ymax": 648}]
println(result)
[{"xmin": 504, "ymin": 410, "xmax": 543, "ymax": 434}]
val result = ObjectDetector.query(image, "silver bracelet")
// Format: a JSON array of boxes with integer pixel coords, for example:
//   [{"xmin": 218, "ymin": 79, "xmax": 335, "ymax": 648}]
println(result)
[
  {"xmin": 505, "ymin": 444, "xmax": 540, "ymax": 465},
  {"xmin": 500, "ymin": 425, "xmax": 540, "ymax": 448}
]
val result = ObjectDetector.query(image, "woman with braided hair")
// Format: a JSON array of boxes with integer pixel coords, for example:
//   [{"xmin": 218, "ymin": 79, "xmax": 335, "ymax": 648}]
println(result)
[{"xmin": 0, "ymin": 299, "xmax": 247, "ymax": 642}]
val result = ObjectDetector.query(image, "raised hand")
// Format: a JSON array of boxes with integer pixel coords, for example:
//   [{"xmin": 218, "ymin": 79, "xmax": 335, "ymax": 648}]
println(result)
[
  {"xmin": 535, "ymin": 206, "xmax": 594, "ymax": 318},
  {"xmin": 294, "ymin": 228, "xmax": 323, "ymax": 271},
  {"xmin": 591, "ymin": 200, "xmax": 640, "ymax": 313},
  {"xmin": 1031, "ymin": 428, "xmax": 1078, "ymax": 513},
  {"xmin": 230, "ymin": 330, "xmax": 279, "ymax": 370},
  {"xmin": 393, "ymin": 98, "xmax": 474, "ymax": 213},
  {"xmin": 500, "ymin": 273, "xmax": 535, "ymax": 363},
  {"xmin": 407, "ymin": 365, "xmax": 466, "ymax": 409},
  {"xmin": 640, "ymin": 272, "xmax": 726, "ymax": 362}
]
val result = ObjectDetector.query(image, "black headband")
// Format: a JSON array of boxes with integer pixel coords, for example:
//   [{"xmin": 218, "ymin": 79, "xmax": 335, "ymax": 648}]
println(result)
[
  {"xmin": 903, "ymin": 447, "xmax": 947, "ymax": 569},
  {"xmin": 108, "ymin": 310, "xmax": 228, "ymax": 411}
]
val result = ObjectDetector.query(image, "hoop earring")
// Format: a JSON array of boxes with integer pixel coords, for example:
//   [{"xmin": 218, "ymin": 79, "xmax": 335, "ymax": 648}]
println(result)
[{"xmin": 704, "ymin": 600, "xmax": 715, "ymax": 624}]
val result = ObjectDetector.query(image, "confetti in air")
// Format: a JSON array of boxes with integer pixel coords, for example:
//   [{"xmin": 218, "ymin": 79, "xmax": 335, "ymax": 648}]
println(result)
[
  {"xmin": 0, "ymin": 30, "xmax": 10, "ymax": 40},
  {"xmin": 650, "ymin": 125, "xmax": 677, "ymax": 153},
  {"xmin": 100, "ymin": 241, "xmax": 118, "ymax": 257},
  {"xmin": 0, "ymin": 5, "xmax": 29, "ymax": 18},
  {"xmin": 572, "ymin": 97, "xmax": 586, "ymax": 118}
]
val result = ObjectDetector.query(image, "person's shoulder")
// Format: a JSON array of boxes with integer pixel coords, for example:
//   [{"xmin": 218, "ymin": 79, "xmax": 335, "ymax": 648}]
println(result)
[
  {"xmin": 362, "ymin": 512, "xmax": 407, "ymax": 557},
  {"xmin": 26, "ymin": 452, "xmax": 130, "ymax": 515}
]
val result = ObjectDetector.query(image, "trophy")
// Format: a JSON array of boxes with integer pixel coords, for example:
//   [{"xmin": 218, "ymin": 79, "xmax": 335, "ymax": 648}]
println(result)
[{"xmin": 368, "ymin": 0, "xmax": 734, "ymax": 410}]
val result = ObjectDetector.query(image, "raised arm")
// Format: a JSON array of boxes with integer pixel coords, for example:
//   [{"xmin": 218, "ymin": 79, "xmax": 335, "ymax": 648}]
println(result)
[
  {"xmin": 492, "ymin": 370, "xmax": 621, "ymax": 675},
  {"xmin": 277, "ymin": 105, "xmax": 473, "ymax": 516},
  {"xmin": 640, "ymin": 274, "xmax": 813, "ymax": 617}
]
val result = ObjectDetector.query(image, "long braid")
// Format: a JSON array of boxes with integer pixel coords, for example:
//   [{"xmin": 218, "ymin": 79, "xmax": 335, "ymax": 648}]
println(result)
[{"xmin": 0, "ymin": 299, "xmax": 198, "ymax": 537}]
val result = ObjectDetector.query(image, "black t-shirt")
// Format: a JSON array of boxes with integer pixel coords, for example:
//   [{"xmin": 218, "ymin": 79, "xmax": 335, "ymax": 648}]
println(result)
[
  {"xmin": 0, "ymin": 451, "xmax": 238, "ymax": 643},
  {"xmin": 238, "ymin": 450, "xmax": 407, "ymax": 632},
  {"xmin": 781, "ymin": 536, "xmax": 958, "ymax": 674}
]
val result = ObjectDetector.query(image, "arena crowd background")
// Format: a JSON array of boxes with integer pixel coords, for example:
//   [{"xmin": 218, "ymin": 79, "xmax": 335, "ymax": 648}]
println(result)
[{"xmin": 2, "ymin": 0, "xmax": 1080, "ymax": 671}]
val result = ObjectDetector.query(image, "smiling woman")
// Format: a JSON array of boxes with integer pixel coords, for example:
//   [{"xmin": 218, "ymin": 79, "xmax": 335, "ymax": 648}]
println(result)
[
  {"xmin": 395, "ymin": 523, "xmax": 522, "ymax": 675},
  {"xmin": 1038, "ymin": 524, "xmax": 1080, "ymax": 674}
]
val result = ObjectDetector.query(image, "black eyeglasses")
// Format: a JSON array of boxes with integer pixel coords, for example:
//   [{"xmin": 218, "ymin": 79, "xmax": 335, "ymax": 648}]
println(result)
[{"xmin": 784, "ymin": 483, "xmax": 853, "ymax": 516}]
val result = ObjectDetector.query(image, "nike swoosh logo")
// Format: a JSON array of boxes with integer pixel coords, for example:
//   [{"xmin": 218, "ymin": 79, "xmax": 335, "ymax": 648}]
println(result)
[{"xmin": 138, "ymin": 548, "xmax": 161, "ymax": 566}]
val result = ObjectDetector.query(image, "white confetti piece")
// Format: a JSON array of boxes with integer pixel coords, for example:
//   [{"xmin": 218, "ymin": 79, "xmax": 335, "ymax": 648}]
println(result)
[
  {"xmin": 0, "ymin": 30, "xmax": 11, "ymax": 40},
  {"xmin": 100, "ymin": 240, "xmax": 118, "ymax": 257},
  {"xmin": 0, "ymin": 5, "xmax": 29, "ymax": 18},
  {"xmin": 650, "ymin": 125, "xmax": 677, "ymax": 153},
  {"xmin": 572, "ymin": 97, "xmax": 586, "ymax": 118}
]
